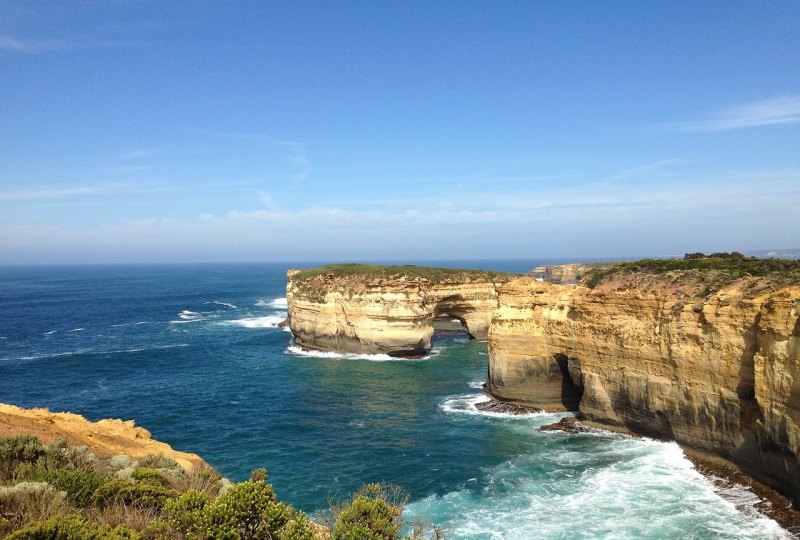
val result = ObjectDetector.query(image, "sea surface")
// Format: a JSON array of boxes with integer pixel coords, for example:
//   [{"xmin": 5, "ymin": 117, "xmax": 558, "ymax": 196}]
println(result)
[{"xmin": 0, "ymin": 262, "xmax": 790, "ymax": 539}]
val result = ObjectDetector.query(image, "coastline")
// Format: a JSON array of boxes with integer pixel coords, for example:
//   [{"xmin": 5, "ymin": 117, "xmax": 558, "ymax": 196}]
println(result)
[{"xmin": 574, "ymin": 417, "xmax": 800, "ymax": 535}]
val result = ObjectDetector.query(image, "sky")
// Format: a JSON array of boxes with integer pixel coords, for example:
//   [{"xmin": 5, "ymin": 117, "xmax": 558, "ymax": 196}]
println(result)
[{"xmin": 1, "ymin": 1, "xmax": 799, "ymax": 264}]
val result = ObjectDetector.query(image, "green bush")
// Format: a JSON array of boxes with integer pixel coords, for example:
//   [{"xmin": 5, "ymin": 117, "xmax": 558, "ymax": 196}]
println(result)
[
  {"xmin": 333, "ymin": 484, "xmax": 407, "ymax": 540},
  {"xmin": 130, "ymin": 467, "xmax": 171, "ymax": 488},
  {"xmin": 5, "ymin": 513, "xmax": 140, "ymax": 539},
  {"xmin": 32, "ymin": 468, "xmax": 106, "ymax": 507},
  {"xmin": 210, "ymin": 478, "xmax": 277, "ymax": 538},
  {"xmin": 164, "ymin": 489, "xmax": 209, "ymax": 534},
  {"xmin": 0, "ymin": 436, "xmax": 45, "ymax": 479},
  {"xmin": 137, "ymin": 454, "xmax": 183, "ymax": 476},
  {"xmin": 91, "ymin": 478, "xmax": 179, "ymax": 511},
  {"xmin": 279, "ymin": 513, "xmax": 319, "ymax": 540},
  {"xmin": 40, "ymin": 437, "xmax": 98, "ymax": 471}
]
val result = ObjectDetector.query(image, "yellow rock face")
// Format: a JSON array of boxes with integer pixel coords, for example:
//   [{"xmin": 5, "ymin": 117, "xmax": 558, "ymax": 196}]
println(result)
[
  {"xmin": 487, "ymin": 276, "xmax": 800, "ymax": 499},
  {"xmin": 286, "ymin": 271, "xmax": 509, "ymax": 357},
  {"xmin": 0, "ymin": 403, "xmax": 207, "ymax": 472}
]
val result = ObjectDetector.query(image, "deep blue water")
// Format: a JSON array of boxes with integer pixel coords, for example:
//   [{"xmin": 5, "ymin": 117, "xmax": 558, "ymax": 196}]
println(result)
[{"xmin": 0, "ymin": 262, "xmax": 790, "ymax": 538}]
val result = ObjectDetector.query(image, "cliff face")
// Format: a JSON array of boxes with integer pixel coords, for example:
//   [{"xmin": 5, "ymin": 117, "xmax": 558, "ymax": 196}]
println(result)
[
  {"xmin": 0, "ymin": 403, "xmax": 207, "ymax": 472},
  {"xmin": 529, "ymin": 263, "xmax": 611, "ymax": 285},
  {"xmin": 487, "ymin": 277, "xmax": 800, "ymax": 499},
  {"xmin": 286, "ymin": 267, "xmax": 513, "ymax": 357}
]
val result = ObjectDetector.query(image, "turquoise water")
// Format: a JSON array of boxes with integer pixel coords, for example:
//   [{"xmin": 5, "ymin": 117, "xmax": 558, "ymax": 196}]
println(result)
[{"xmin": 0, "ymin": 263, "xmax": 790, "ymax": 538}]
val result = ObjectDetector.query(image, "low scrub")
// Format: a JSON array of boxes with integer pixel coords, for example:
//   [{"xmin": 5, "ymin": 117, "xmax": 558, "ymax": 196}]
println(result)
[{"xmin": 0, "ymin": 436, "xmax": 446, "ymax": 539}]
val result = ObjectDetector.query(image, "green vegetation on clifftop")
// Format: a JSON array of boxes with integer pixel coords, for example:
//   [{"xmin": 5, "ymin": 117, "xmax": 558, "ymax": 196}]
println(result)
[
  {"xmin": 583, "ymin": 254, "xmax": 800, "ymax": 295},
  {"xmin": 291, "ymin": 264, "xmax": 519, "ymax": 284}
]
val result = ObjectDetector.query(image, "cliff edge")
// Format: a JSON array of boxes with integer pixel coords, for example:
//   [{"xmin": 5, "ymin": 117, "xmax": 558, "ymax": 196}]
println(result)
[
  {"xmin": 0, "ymin": 403, "xmax": 207, "ymax": 472},
  {"xmin": 488, "ymin": 257, "xmax": 800, "ymax": 501}
]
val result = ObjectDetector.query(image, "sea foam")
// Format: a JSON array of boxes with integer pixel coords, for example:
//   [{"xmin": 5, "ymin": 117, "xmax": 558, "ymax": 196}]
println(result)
[
  {"xmin": 406, "ymin": 422, "xmax": 790, "ymax": 540},
  {"xmin": 225, "ymin": 316, "xmax": 286, "ymax": 329}
]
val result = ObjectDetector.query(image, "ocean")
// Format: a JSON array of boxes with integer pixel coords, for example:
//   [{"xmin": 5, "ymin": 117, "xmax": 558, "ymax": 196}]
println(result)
[{"xmin": 0, "ymin": 262, "xmax": 790, "ymax": 539}]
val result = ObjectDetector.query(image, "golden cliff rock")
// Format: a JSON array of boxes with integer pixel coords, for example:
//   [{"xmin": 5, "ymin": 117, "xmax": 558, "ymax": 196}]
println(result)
[
  {"xmin": 487, "ymin": 272, "xmax": 800, "ymax": 500},
  {"xmin": 286, "ymin": 264, "xmax": 516, "ymax": 357}
]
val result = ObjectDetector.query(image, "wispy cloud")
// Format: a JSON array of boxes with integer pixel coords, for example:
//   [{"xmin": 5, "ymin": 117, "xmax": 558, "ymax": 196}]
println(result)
[
  {"xmin": 0, "ymin": 33, "xmax": 67, "ymax": 54},
  {"xmin": 609, "ymin": 159, "xmax": 681, "ymax": 182},
  {"xmin": 664, "ymin": 95, "xmax": 800, "ymax": 132},
  {"xmin": 115, "ymin": 149, "xmax": 155, "ymax": 161},
  {"xmin": 276, "ymin": 140, "xmax": 310, "ymax": 183},
  {"xmin": 0, "ymin": 184, "xmax": 119, "ymax": 202},
  {"xmin": 202, "ymin": 129, "xmax": 270, "ymax": 140}
]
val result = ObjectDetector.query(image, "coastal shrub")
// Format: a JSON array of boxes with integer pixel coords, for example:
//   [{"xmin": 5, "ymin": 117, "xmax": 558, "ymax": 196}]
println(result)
[
  {"xmin": 5, "ymin": 513, "xmax": 141, "ymax": 539},
  {"xmin": 91, "ymin": 478, "xmax": 179, "ymax": 511},
  {"xmin": 41, "ymin": 437, "xmax": 98, "ymax": 471},
  {"xmin": 0, "ymin": 436, "xmax": 45, "ymax": 479},
  {"xmin": 0, "ymin": 481, "xmax": 68, "ymax": 530},
  {"xmin": 332, "ymin": 484, "xmax": 405, "ymax": 540},
  {"xmin": 130, "ymin": 467, "xmax": 171, "ymax": 488},
  {"xmin": 278, "ymin": 513, "xmax": 319, "ymax": 540},
  {"xmin": 168, "ymin": 465, "xmax": 223, "ymax": 497},
  {"xmin": 164, "ymin": 489, "xmax": 209, "ymax": 534},
  {"xmin": 137, "ymin": 454, "xmax": 183, "ymax": 477},
  {"xmin": 209, "ymin": 477, "xmax": 278, "ymax": 538},
  {"xmin": 33, "ymin": 468, "xmax": 106, "ymax": 507}
]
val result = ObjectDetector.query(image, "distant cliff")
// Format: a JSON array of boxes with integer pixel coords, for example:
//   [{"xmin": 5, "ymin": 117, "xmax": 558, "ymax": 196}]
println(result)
[
  {"xmin": 528, "ymin": 262, "xmax": 611, "ymax": 285},
  {"xmin": 488, "ymin": 258, "xmax": 800, "ymax": 501},
  {"xmin": 286, "ymin": 264, "xmax": 517, "ymax": 357}
]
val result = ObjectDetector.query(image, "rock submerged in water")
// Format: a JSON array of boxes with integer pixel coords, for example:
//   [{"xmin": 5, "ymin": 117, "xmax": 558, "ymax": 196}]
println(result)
[
  {"xmin": 474, "ymin": 399, "xmax": 540, "ymax": 415},
  {"xmin": 538, "ymin": 416, "xmax": 590, "ymax": 433}
]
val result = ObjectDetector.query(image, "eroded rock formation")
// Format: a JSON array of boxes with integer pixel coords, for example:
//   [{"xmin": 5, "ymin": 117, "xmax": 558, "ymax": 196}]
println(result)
[
  {"xmin": 487, "ymin": 276, "xmax": 800, "ymax": 500},
  {"xmin": 286, "ymin": 266, "xmax": 516, "ymax": 357}
]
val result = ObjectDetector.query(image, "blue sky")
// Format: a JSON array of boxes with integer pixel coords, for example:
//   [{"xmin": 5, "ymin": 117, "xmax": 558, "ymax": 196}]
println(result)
[{"xmin": 1, "ymin": 1, "xmax": 799, "ymax": 264}]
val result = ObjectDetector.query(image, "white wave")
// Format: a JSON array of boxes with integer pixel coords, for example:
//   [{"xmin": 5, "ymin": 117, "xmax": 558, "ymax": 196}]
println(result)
[
  {"xmin": 440, "ymin": 393, "xmax": 564, "ymax": 420},
  {"xmin": 406, "ymin": 437, "xmax": 790, "ymax": 539},
  {"xmin": 256, "ymin": 297, "xmax": 288, "ymax": 308},
  {"xmin": 468, "ymin": 380, "xmax": 486, "ymax": 389},
  {"xmin": 43, "ymin": 330, "xmax": 57, "ymax": 335},
  {"xmin": 66, "ymin": 328, "xmax": 84, "ymax": 333},
  {"xmin": 224, "ymin": 316, "xmax": 286, "ymax": 329},
  {"xmin": 205, "ymin": 301, "xmax": 237, "ymax": 309},
  {"xmin": 172, "ymin": 310, "xmax": 205, "ymax": 324},
  {"xmin": 110, "ymin": 321, "xmax": 151, "ymax": 328},
  {"xmin": 286, "ymin": 345, "xmax": 404, "ymax": 362}
]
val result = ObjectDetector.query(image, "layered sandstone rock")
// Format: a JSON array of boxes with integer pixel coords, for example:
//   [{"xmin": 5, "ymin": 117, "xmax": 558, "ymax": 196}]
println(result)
[
  {"xmin": 286, "ymin": 266, "xmax": 516, "ymax": 357},
  {"xmin": 487, "ymin": 276, "xmax": 800, "ymax": 500},
  {"xmin": 0, "ymin": 403, "xmax": 207, "ymax": 472},
  {"xmin": 528, "ymin": 262, "xmax": 611, "ymax": 285}
]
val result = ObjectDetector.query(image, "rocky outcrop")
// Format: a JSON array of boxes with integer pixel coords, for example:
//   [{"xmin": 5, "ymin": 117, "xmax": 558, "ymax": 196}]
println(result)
[
  {"xmin": 529, "ymin": 263, "xmax": 611, "ymax": 285},
  {"xmin": 487, "ymin": 276, "xmax": 800, "ymax": 501},
  {"xmin": 286, "ymin": 266, "xmax": 516, "ymax": 357},
  {"xmin": 0, "ymin": 403, "xmax": 207, "ymax": 472}
]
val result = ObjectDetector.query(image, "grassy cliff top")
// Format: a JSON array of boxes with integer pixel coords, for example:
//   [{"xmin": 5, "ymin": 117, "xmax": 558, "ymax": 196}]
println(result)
[
  {"xmin": 290, "ymin": 263, "xmax": 519, "ymax": 284},
  {"xmin": 583, "ymin": 254, "xmax": 800, "ymax": 297}
]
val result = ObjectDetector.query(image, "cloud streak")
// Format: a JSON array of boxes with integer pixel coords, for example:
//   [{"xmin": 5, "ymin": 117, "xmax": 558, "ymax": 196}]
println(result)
[
  {"xmin": 664, "ymin": 96, "xmax": 800, "ymax": 131},
  {"xmin": 0, "ymin": 184, "xmax": 120, "ymax": 202},
  {"xmin": 0, "ymin": 33, "xmax": 67, "ymax": 54}
]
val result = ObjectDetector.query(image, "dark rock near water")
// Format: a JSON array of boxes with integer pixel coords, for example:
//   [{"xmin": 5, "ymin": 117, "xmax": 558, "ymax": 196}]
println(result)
[
  {"xmin": 475, "ymin": 399, "xmax": 540, "ymax": 415},
  {"xmin": 539, "ymin": 416, "xmax": 590, "ymax": 433}
]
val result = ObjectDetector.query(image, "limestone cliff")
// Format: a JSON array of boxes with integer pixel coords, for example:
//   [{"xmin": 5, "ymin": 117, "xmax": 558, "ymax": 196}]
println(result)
[
  {"xmin": 286, "ymin": 264, "xmax": 517, "ymax": 357},
  {"xmin": 0, "ymin": 403, "xmax": 207, "ymax": 472},
  {"xmin": 528, "ymin": 262, "xmax": 611, "ymax": 285},
  {"xmin": 487, "ymin": 275, "xmax": 800, "ymax": 501}
]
